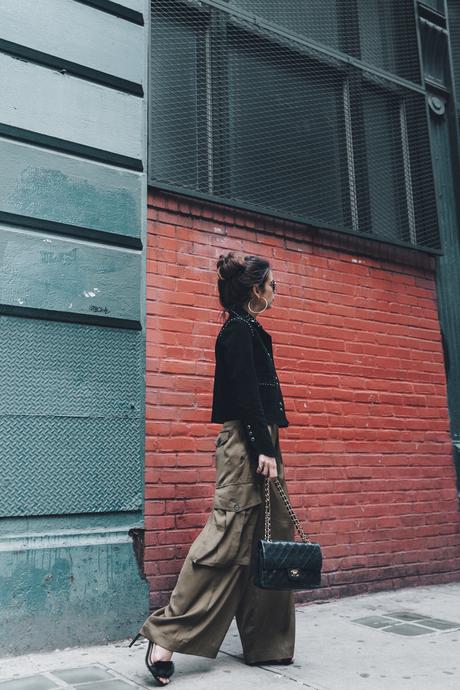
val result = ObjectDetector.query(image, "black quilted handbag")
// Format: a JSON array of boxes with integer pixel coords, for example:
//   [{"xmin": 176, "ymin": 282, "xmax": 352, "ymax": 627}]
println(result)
[{"xmin": 254, "ymin": 478, "xmax": 322, "ymax": 590}]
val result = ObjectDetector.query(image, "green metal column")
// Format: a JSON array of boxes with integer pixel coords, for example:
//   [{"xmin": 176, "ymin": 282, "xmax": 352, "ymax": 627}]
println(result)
[{"xmin": 418, "ymin": 0, "xmax": 460, "ymax": 492}]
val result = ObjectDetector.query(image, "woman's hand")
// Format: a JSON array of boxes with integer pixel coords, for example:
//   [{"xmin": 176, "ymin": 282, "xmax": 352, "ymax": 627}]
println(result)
[{"xmin": 256, "ymin": 454, "xmax": 278, "ymax": 479}]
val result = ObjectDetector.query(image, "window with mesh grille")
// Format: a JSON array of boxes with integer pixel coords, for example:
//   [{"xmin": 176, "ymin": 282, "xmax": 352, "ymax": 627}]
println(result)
[{"xmin": 149, "ymin": 0, "xmax": 440, "ymax": 252}]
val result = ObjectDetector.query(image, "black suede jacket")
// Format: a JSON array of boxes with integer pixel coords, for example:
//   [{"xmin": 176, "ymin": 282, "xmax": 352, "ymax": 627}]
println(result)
[{"xmin": 211, "ymin": 303, "xmax": 289, "ymax": 460}]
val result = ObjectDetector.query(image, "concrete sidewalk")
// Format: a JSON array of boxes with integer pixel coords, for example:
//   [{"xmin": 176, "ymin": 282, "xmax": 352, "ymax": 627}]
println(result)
[{"xmin": 1, "ymin": 583, "xmax": 460, "ymax": 690}]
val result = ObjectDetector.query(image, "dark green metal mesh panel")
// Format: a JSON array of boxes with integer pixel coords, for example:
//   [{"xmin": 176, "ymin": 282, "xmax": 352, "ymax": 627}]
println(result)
[
  {"xmin": 227, "ymin": 0, "xmax": 421, "ymax": 83},
  {"xmin": 447, "ymin": 0, "xmax": 460, "ymax": 103},
  {"xmin": 149, "ymin": 0, "xmax": 440, "ymax": 251},
  {"xmin": 422, "ymin": 0, "xmax": 445, "ymax": 14},
  {"xmin": 226, "ymin": 28, "xmax": 348, "ymax": 229}
]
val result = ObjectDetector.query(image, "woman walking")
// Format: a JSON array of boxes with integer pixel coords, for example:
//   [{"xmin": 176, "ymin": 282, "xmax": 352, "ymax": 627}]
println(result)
[{"xmin": 129, "ymin": 252, "xmax": 296, "ymax": 685}]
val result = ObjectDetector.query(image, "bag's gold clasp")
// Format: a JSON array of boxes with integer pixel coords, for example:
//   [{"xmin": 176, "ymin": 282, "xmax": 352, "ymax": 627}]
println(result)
[{"xmin": 289, "ymin": 568, "xmax": 300, "ymax": 577}]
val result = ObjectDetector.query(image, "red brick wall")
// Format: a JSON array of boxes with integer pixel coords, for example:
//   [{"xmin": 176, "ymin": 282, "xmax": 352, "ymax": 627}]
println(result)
[{"xmin": 144, "ymin": 188, "xmax": 460, "ymax": 609}]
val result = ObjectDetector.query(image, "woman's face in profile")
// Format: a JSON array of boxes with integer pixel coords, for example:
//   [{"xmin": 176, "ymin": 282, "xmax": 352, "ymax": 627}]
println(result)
[{"xmin": 262, "ymin": 269, "xmax": 276, "ymax": 309}]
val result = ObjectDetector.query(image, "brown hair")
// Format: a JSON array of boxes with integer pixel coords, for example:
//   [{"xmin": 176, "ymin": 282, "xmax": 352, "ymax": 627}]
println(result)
[{"xmin": 216, "ymin": 252, "xmax": 270, "ymax": 316}]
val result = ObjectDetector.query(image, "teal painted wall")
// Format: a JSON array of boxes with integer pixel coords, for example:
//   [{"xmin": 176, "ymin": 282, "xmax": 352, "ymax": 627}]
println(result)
[{"xmin": 0, "ymin": 0, "xmax": 149, "ymax": 655}]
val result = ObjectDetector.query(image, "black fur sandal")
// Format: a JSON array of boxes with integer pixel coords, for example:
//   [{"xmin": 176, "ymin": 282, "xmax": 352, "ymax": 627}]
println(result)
[{"xmin": 129, "ymin": 633, "xmax": 175, "ymax": 686}]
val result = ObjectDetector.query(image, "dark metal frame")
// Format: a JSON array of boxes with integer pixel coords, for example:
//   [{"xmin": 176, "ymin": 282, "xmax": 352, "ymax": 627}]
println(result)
[{"xmin": 148, "ymin": 0, "xmax": 442, "ymax": 254}]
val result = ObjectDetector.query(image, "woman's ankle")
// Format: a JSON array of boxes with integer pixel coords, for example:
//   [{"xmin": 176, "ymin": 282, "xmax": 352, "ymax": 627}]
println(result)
[{"xmin": 150, "ymin": 643, "xmax": 173, "ymax": 663}]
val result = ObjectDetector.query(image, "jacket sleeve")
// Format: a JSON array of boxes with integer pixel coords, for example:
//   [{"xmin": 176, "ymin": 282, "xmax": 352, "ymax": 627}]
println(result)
[{"xmin": 221, "ymin": 320, "xmax": 277, "ymax": 458}]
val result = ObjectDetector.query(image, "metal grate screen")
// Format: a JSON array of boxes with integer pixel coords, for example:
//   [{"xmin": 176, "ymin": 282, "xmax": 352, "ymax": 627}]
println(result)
[
  {"xmin": 422, "ymin": 0, "xmax": 446, "ymax": 15},
  {"xmin": 149, "ymin": 0, "xmax": 440, "ymax": 251},
  {"xmin": 447, "ymin": 0, "xmax": 460, "ymax": 105}
]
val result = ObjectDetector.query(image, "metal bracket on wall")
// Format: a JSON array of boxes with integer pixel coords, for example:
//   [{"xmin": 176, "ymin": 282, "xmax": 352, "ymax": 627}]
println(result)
[{"xmin": 429, "ymin": 94, "xmax": 447, "ymax": 115}]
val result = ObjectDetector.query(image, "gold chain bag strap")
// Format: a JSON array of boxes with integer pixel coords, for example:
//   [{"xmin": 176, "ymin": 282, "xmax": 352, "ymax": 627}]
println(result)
[{"xmin": 254, "ymin": 478, "xmax": 323, "ymax": 590}]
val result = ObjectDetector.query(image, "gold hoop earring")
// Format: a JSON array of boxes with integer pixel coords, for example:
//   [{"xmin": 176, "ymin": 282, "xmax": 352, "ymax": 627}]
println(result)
[{"xmin": 248, "ymin": 297, "xmax": 268, "ymax": 315}]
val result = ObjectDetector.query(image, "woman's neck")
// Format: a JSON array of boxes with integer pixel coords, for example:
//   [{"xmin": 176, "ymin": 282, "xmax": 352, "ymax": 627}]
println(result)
[{"xmin": 242, "ymin": 303, "xmax": 257, "ymax": 319}]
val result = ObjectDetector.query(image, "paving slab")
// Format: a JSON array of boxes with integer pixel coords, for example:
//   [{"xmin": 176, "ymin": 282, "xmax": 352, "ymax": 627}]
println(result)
[{"xmin": 1, "ymin": 583, "xmax": 460, "ymax": 690}]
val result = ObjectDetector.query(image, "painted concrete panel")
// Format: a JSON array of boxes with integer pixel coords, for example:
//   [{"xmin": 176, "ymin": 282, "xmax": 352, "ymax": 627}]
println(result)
[
  {"xmin": 0, "ymin": 534, "xmax": 148, "ymax": 654},
  {"xmin": 0, "ymin": 0, "xmax": 144, "ymax": 86},
  {"xmin": 0, "ymin": 0, "xmax": 148, "ymax": 654},
  {"xmin": 0, "ymin": 138, "xmax": 142, "ymax": 240},
  {"xmin": 0, "ymin": 415, "xmax": 143, "ymax": 515},
  {"xmin": 0, "ymin": 53, "xmax": 143, "ymax": 161},
  {"xmin": 0, "ymin": 226, "xmax": 141, "ymax": 322},
  {"xmin": 0, "ymin": 317, "xmax": 143, "ymax": 417}
]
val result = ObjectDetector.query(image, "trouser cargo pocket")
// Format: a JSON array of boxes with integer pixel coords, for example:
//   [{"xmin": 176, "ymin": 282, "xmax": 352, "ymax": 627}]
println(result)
[
  {"xmin": 188, "ymin": 505, "xmax": 259, "ymax": 567},
  {"xmin": 190, "ymin": 421, "xmax": 265, "ymax": 567},
  {"xmin": 189, "ymin": 420, "xmax": 287, "ymax": 568}
]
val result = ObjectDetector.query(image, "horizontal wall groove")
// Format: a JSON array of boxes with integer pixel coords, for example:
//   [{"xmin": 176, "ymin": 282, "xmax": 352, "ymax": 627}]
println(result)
[
  {"xmin": 74, "ymin": 0, "xmax": 144, "ymax": 25},
  {"xmin": 0, "ymin": 305, "xmax": 142, "ymax": 330},
  {"xmin": 0, "ymin": 40, "xmax": 144, "ymax": 96},
  {"xmin": 0, "ymin": 211, "xmax": 143, "ymax": 250},
  {"xmin": 0, "ymin": 124, "xmax": 143, "ymax": 171}
]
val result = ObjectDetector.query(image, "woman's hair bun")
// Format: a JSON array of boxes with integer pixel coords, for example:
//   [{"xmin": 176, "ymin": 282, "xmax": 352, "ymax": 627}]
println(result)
[
  {"xmin": 216, "ymin": 251, "xmax": 270, "ymax": 313},
  {"xmin": 217, "ymin": 252, "xmax": 245, "ymax": 281}
]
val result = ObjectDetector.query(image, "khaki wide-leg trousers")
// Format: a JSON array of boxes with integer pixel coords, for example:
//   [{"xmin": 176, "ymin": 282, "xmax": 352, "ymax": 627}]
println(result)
[{"xmin": 139, "ymin": 420, "xmax": 296, "ymax": 663}]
